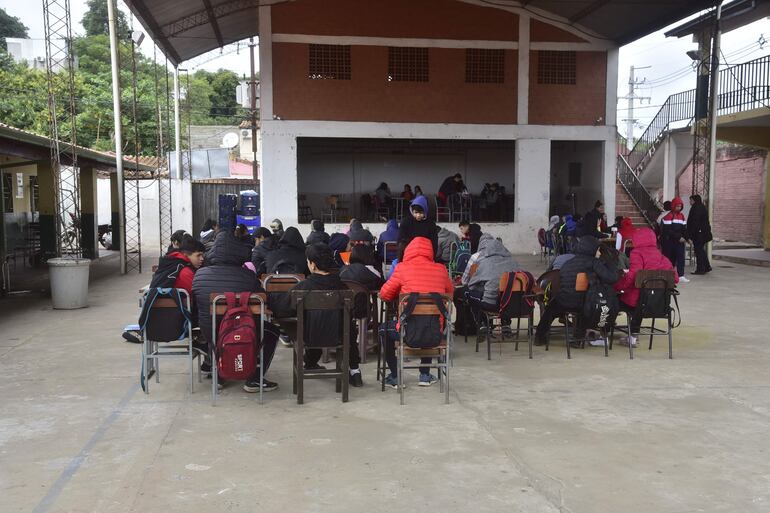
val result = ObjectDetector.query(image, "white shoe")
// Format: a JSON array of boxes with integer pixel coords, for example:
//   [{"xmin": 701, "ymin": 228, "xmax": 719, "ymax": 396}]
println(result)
[
  {"xmin": 679, "ymin": 276, "xmax": 690, "ymax": 283},
  {"xmin": 617, "ymin": 336, "xmax": 638, "ymax": 348},
  {"xmin": 588, "ymin": 339, "xmax": 605, "ymax": 347}
]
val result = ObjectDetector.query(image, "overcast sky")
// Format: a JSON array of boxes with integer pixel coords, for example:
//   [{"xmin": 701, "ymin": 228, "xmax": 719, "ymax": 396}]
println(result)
[{"xmin": 2, "ymin": 0, "xmax": 768, "ymax": 139}]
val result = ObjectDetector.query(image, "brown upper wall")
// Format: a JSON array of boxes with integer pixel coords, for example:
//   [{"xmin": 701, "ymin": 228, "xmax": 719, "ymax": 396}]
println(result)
[
  {"xmin": 528, "ymin": 50, "xmax": 606, "ymax": 125},
  {"xmin": 272, "ymin": 43, "xmax": 518, "ymax": 124},
  {"xmin": 530, "ymin": 19, "xmax": 588, "ymax": 43},
  {"xmin": 272, "ymin": 0, "xmax": 519, "ymax": 41}
]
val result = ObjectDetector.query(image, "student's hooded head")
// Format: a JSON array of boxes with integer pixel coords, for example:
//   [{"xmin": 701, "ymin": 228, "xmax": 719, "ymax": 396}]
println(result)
[
  {"xmin": 349, "ymin": 244, "xmax": 376, "ymax": 266},
  {"xmin": 306, "ymin": 243, "xmax": 337, "ymax": 274},
  {"xmin": 206, "ymin": 231, "xmax": 253, "ymax": 266},
  {"xmin": 410, "ymin": 195, "xmax": 429, "ymax": 221},
  {"xmin": 575, "ymin": 236, "xmax": 601, "ymax": 257}
]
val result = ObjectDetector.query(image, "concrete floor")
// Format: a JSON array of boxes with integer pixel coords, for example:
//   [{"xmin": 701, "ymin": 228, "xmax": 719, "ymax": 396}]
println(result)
[{"xmin": 2, "ymin": 256, "xmax": 770, "ymax": 513}]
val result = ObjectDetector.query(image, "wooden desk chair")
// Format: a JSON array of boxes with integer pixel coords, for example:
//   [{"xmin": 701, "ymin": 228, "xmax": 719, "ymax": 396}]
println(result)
[
  {"xmin": 140, "ymin": 289, "xmax": 200, "ymax": 395},
  {"xmin": 611, "ymin": 269, "xmax": 678, "ymax": 359},
  {"xmin": 209, "ymin": 292, "xmax": 268, "ymax": 405},
  {"xmin": 291, "ymin": 289, "xmax": 355, "ymax": 404},
  {"xmin": 342, "ymin": 281, "xmax": 379, "ymax": 364},
  {"xmin": 396, "ymin": 293, "xmax": 453, "ymax": 405}
]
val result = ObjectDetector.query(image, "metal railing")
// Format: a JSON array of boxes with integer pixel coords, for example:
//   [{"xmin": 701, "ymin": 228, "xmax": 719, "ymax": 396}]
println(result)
[
  {"xmin": 617, "ymin": 155, "xmax": 661, "ymax": 227},
  {"xmin": 624, "ymin": 55, "xmax": 770, "ymax": 176}
]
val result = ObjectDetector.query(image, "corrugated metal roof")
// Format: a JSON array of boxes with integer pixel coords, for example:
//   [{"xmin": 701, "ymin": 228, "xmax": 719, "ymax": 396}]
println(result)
[
  {"xmin": 0, "ymin": 122, "xmax": 156, "ymax": 172},
  {"xmin": 124, "ymin": 0, "xmax": 715, "ymax": 65}
]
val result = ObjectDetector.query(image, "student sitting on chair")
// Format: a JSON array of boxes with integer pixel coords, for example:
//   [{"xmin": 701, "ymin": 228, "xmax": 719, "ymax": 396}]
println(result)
[
  {"xmin": 465, "ymin": 236, "xmax": 519, "ymax": 328},
  {"xmin": 613, "ymin": 227, "xmax": 678, "ymax": 347},
  {"xmin": 270, "ymin": 243, "xmax": 364, "ymax": 387},
  {"xmin": 192, "ymin": 231, "xmax": 280, "ymax": 393},
  {"xmin": 340, "ymin": 245, "xmax": 384, "ymax": 291},
  {"xmin": 534, "ymin": 236, "xmax": 618, "ymax": 347},
  {"xmin": 379, "ymin": 237, "xmax": 454, "ymax": 388},
  {"xmin": 151, "ymin": 237, "xmax": 205, "ymax": 296}
]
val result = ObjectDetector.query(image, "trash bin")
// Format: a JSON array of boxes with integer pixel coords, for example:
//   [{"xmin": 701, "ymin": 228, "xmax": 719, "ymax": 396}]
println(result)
[{"xmin": 48, "ymin": 258, "xmax": 91, "ymax": 309}]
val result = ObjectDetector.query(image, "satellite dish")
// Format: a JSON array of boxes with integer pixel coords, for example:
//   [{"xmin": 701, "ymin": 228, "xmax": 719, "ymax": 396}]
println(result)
[{"xmin": 222, "ymin": 132, "xmax": 239, "ymax": 149}]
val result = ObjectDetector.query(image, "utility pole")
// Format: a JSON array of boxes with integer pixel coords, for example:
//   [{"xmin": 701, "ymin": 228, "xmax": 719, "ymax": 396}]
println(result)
[
  {"xmin": 107, "ymin": 0, "xmax": 126, "ymax": 273},
  {"xmin": 249, "ymin": 38, "xmax": 258, "ymax": 183},
  {"xmin": 619, "ymin": 65, "xmax": 651, "ymax": 150}
]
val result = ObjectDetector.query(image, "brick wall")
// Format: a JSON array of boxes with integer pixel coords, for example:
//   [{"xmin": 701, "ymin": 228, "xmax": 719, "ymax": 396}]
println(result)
[
  {"xmin": 677, "ymin": 147, "xmax": 767, "ymax": 245},
  {"xmin": 272, "ymin": 44, "xmax": 518, "ymax": 123},
  {"xmin": 527, "ymin": 50, "xmax": 606, "ymax": 125}
]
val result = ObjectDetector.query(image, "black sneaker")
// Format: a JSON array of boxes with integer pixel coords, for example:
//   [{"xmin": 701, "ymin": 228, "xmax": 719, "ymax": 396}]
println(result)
[
  {"xmin": 349, "ymin": 372, "xmax": 364, "ymax": 387},
  {"xmin": 243, "ymin": 378, "xmax": 279, "ymax": 393},
  {"xmin": 304, "ymin": 363, "xmax": 326, "ymax": 371},
  {"xmin": 280, "ymin": 335, "xmax": 293, "ymax": 347},
  {"xmin": 201, "ymin": 361, "xmax": 212, "ymax": 374}
]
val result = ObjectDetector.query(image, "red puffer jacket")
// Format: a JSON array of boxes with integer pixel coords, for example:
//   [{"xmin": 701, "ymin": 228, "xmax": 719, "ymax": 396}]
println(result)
[
  {"xmin": 380, "ymin": 237, "xmax": 454, "ymax": 302},
  {"xmin": 614, "ymin": 227, "xmax": 679, "ymax": 307}
]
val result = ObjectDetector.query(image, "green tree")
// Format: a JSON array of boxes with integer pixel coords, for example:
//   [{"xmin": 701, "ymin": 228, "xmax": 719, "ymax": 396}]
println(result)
[
  {"xmin": 0, "ymin": 8, "xmax": 29, "ymax": 49},
  {"xmin": 209, "ymin": 69, "xmax": 240, "ymax": 121},
  {"xmin": 81, "ymin": 0, "xmax": 129, "ymax": 38}
]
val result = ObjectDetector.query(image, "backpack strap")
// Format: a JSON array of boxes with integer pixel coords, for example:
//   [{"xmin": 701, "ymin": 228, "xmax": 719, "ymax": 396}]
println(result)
[
  {"xmin": 238, "ymin": 291, "xmax": 251, "ymax": 309},
  {"xmin": 429, "ymin": 292, "xmax": 449, "ymax": 319},
  {"xmin": 225, "ymin": 292, "xmax": 237, "ymax": 310},
  {"xmin": 399, "ymin": 292, "xmax": 420, "ymax": 326}
]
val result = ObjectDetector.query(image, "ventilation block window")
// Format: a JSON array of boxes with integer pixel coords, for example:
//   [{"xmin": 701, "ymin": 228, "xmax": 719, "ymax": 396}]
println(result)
[
  {"xmin": 388, "ymin": 47, "xmax": 429, "ymax": 82},
  {"xmin": 537, "ymin": 50, "xmax": 576, "ymax": 85},
  {"xmin": 308, "ymin": 44, "xmax": 351, "ymax": 80},
  {"xmin": 465, "ymin": 49, "xmax": 505, "ymax": 84},
  {"xmin": 2, "ymin": 173, "xmax": 12, "ymax": 213}
]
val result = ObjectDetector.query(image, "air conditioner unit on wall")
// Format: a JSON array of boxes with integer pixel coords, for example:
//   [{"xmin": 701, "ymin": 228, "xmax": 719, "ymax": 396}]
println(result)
[{"xmin": 241, "ymin": 129, "xmax": 251, "ymax": 138}]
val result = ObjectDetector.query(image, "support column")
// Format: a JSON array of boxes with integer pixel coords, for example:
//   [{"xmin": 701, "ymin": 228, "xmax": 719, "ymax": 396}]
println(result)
[
  {"xmin": 79, "ymin": 166, "xmax": 99, "ymax": 259},
  {"xmin": 515, "ymin": 138, "xmax": 550, "ymax": 230},
  {"xmin": 260, "ymin": 128, "xmax": 297, "ymax": 226},
  {"xmin": 37, "ymin": 160, "xmax": 57, "ymax": 258},
  {"xmin": 602, "ymin": 138, "xmax": 617, "ymax": 220},
  {"xmin": 258, "ymin": 5, "xmax": 273, "ymax": 121},
  {"xmin": 517, "ymin": 14, "xmax": 530, "ymax": 125},
  {"xmin": 662, "ymin": 136, "xmax": 678, "ymax": 201},
  {"xmin": 760, "ymin": 155, "xmax": 770, "ymax": 251},
  {"xmin": 109, "ymin": 172, "xmax": 121, "ymax": 251}
]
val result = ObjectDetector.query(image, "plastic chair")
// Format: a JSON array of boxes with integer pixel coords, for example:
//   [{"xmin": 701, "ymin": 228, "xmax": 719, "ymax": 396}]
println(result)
[
  {"xmin": 209, "ymin": 293, "xmax": 267, "ymax": 405},
  {"xmin": 140, "ymin": 288, "xmax": 201, "ymax": 394},
  {"xmin": 291, "ymin": 289, "xmax": 355, "ymax": 404},
  {"xmin": 396, "ymin": 293, "xmax": 453, "ymax": 405}
]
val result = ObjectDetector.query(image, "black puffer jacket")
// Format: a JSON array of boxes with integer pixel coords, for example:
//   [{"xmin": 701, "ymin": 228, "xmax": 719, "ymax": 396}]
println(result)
[
  {"xmin": 557, "ymin": 236, "xmax": 618, "ymax": 309},
  {"xmin": 269, "ymin": 272, "xmax": 353, "ymax": 347},
  {"xmin": 306, "ymin": 220, "xmax": 330, "ymax": 245},
  {"xmin": 192, "ymin": 232, "xmax": 263, "ymax": 344},
  {"xmin": 339, "ymin": 263, "xmax": 384, "ymax": 291},
  {"xmin": 251, "ymin": 235, "xmax": 279, "ymax": 275},
  {"xmin": 266, "ymin": 227, "xmax": 309, "ymax": 275},
  {"xmin": 577, "ymin": 208, "xmax": 607, "ymax": 238}
]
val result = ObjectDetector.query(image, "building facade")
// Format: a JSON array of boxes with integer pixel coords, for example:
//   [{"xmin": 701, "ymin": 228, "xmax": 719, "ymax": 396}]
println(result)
[{"xmin": 257, "ymin": 0, "xmax": 619, "ymax": 251}]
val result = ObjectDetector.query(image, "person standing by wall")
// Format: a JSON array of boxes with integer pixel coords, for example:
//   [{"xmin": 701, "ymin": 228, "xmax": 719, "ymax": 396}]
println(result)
[
  {"xmin": 687, "ymin": 194, "xmax": 713, "ymax": 275},
  {"xmin": 660, "ymin": 197, "xmax": 689, "ymax": 283}
]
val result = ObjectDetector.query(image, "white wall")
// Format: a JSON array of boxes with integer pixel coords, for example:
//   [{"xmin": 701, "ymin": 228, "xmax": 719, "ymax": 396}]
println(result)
[{"xmin": 97, "ymin": 178, "xmax": 111, "ymax": 224}]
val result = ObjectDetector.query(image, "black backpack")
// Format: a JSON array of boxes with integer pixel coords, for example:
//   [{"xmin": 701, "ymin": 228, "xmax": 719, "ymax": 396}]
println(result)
[
  {"xmin": 581, "ymin": 275, "xmax": 619, "ymax": 330},
  {"xmin": 399, "ymin": 293, "xmax": 448, "ymax": 349}
]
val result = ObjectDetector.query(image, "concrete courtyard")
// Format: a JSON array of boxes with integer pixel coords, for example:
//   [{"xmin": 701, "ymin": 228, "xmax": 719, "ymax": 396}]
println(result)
[{"xmin": 2, "ymin": 255, "xmax": 770, "ymax": 513}]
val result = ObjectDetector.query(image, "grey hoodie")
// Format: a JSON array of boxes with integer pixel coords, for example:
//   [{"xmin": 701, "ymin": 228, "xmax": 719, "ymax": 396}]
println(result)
[
  {"xmin": 436, "ymin": 227, "xmax": 460, "ymax": 263},
  {"xmin": 468, "ymin": 236, "xmax": 520, "ymax": 304}
]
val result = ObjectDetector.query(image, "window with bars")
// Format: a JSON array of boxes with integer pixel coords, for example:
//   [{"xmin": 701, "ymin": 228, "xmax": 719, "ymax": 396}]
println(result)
[
  {"xmin": 465, "ymin": 49, "xmax": 505, "ymax": 84},
  {"xmin": 537, "ymin": 51, "xmax": 576, "ymax": 85},
  {"xmin": 308, "ymin": 44, "xmax": 351, "ymax": 80},
  {"xmin": 387, "ymin": 47, "xmax": 429, "ymax": 82}
]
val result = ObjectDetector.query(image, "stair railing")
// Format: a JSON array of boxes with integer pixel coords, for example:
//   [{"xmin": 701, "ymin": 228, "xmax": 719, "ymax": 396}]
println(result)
[{"xmin": 617, "ymin": 154, "xmax": 662, "ymax": 227}]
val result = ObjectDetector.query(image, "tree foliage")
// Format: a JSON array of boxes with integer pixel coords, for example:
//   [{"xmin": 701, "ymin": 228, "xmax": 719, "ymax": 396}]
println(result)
[
  {"xmin": 0, "ymin": 8, "xmax": 29, "ymax": 49},
  {"xmin": 81, "ymin": 0, "xmax": 130, "ymax": 39},
  {"xmin": 0, "ymin": 2, "xmax": 246, "ymax": 156}
]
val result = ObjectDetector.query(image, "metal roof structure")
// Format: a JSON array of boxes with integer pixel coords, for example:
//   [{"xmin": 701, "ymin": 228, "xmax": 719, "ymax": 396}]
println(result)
[
  {"xmin": 665, "ymin": 0, "xmax": 770, "ymax": 38},
  {"xmin": 0, "ymin": 123, "xmax": 156, "ymax": 172},
  {"xmin": 124, "ymin": 0, "xmax": 718, "ymax": 65}
]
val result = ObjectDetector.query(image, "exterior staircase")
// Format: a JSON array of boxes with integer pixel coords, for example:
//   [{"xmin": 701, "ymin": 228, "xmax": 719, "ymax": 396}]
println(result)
[{"xmin": 615, "ymin": 55, "xmax": 770, "ymax": 228}]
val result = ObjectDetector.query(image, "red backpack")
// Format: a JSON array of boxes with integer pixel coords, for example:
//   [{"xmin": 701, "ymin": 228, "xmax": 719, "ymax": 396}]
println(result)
[{"xmin": 216, "ymin": 292, "xmax": 259, "ymax": 381}]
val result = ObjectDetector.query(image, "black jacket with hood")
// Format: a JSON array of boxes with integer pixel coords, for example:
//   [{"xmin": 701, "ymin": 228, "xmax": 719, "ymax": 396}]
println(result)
[
  {"xmin": 397, "ymin": 195, "xmax": 438, "ymax": 259},
  {"xmin": 306, "ymin": 220, "xmax": 330, "ymax": 245},
  {"xmin": 557, "ymin": 236, "xmax": 618, "ymax": 309},
  {"xmin": 577, "ymin": 208, "xmax": 607, "ymax": 238},
  {"xmin": 269, "ymin": 272, "xmax": 353, "ymax": 347},
  {"xmin": 686, "ymin": 200, "xmax": 712, "ymax": 245},
  {"xmin": 251, "ymin": 234, "xmax": 279, "ymax": 275},
  {"xmin": 265, "ymin": 227, "xmax": 309, "ymax": 275},
  {"xmin": 340, "ymin": 263, "xmax": 384, "ymax": 291},
  {"xmin": 192, "ymin": 231, "xmax": 264, "ymax": 344}
]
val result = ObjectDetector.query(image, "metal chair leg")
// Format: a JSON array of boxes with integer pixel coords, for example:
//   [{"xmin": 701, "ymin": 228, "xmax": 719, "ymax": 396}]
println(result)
[
  {"xmin": 565, "ymin": 316, "xmax": 571, "ymax": 359},
  {"xmin": 628, "ymin": 314, "xmax": 634, "ymax": 360},
  {"xmin": 668, "ymin": 312, "xmax": 673, "ymax": 359},
  {"xmin": 486, "ymin": 316, "xmax": 492, "ymax": 361},
  {"xmin": 649, "ymin": 319, "xmax": 655, "ymax": 350}
]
